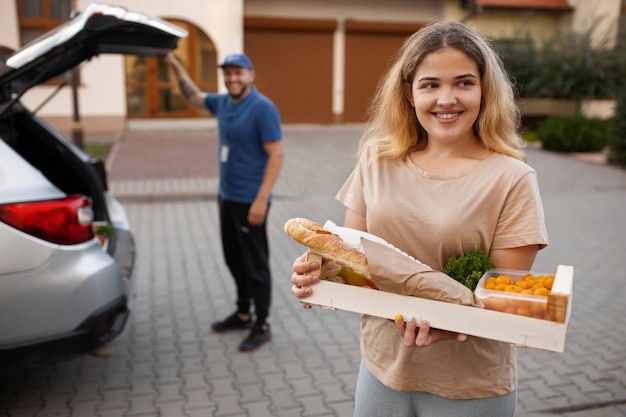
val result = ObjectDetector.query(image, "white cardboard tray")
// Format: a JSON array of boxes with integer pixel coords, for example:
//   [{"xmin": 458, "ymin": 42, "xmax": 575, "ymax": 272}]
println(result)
[{"xmin": 304, "ymin": 263, "xmax": 573, "ymax": 353}]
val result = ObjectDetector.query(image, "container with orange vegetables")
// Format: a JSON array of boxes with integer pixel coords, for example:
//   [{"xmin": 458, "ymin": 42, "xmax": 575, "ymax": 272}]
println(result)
[{"xmin": 475, "ymin": 269, "xmax": 556, "ymax": 320}]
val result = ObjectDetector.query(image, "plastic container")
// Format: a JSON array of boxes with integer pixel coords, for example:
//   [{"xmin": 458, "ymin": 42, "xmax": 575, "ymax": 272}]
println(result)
[{"xmin": 475, "ymin": 268, "xmax": 555, "ymax": 320}]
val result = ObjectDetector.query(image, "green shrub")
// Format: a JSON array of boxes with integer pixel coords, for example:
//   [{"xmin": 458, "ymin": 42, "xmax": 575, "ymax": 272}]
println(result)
[
  {"xmin": 522, "ymin": 130, "xmax": 540, "ymax": 143},
  {"xmin": 85, "ymin": 142, "xmax": 113, "ymax": 163},
  {"xmin": 608, "ymin": 88, "xmax": 626, "ymax": 167},
  {"xmin": 497, "ymin": 25, "xmax": 626, "ymax": 100},
  {"xmin": 496, "ymin": 34, "xmax": 538, "ymax": 97},
  {"xmin": 536, "ymin": 114, "xmax": 610, "ymax": 152}
]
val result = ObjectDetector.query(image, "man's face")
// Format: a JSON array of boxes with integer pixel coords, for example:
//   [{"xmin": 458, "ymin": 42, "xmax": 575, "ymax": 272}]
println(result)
[{"xmin": 222, "ymin": 65, "xmax": 255, "ymax": 100}]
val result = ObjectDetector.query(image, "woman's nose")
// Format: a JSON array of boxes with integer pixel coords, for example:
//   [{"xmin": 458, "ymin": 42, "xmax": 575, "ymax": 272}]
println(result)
[{"xmin": 437, "ymin": 87, "xmax": 457, "ymax": 106}]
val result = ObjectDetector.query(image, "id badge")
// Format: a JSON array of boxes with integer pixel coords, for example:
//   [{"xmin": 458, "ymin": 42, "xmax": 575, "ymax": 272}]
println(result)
[{"xmin": 220, "ymin": 144, "xmax": 229, "ymax": 163}]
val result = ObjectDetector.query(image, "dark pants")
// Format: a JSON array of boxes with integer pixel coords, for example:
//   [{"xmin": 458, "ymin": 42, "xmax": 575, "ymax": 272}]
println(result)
[{"xmin": 218, "ymin": 197, "xmax": 272, "ymax": 325}]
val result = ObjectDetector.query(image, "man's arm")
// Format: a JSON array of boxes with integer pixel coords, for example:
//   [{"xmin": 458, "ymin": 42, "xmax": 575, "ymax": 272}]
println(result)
[
  {"xmin": 163, "ymin": 52, "xmax": 207, "ymax": 109},
  {"xmin": 247, "ymin": 140, "xmax": 284, "ymax": 225}
]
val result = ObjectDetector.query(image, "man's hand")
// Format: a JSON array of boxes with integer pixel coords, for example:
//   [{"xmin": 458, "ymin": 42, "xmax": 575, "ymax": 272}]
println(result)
[
  {"xmin": 163, "ymin": 51, "xmax": 177, "ymax": 66},
  {"xmin": 247, "ymin": 199, "xmax": 267, "ymax": 226},
  {"xmin": 161, "ymin": 52, "xmax": 206, "ymax": 109}
]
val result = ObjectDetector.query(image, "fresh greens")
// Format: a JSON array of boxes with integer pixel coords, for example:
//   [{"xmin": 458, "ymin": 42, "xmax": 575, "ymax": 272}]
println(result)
[{"xmin": 443, "ymin": 249, "xmax": 495, "ymax": 291}]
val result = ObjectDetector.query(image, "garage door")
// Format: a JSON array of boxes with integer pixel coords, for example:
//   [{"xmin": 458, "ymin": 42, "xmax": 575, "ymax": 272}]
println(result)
[
  {"xmin": 344, "ymin": 21, "xmax": 424, "ymax": 123},
  {"xmin": 245, "ymin": 18, "xmax": 336, "ymax": 124}
]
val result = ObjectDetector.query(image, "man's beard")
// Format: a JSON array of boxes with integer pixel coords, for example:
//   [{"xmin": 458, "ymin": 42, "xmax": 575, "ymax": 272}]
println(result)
[{"xmin": 229, "ymin": 84, "xmax": 251, "ymax": 101}]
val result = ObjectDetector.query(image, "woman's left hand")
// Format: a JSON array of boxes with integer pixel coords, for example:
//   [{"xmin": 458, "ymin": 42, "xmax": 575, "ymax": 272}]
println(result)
[{"xmin": 394, "ymin": 315, "xmax": 468, "ymax": 347}]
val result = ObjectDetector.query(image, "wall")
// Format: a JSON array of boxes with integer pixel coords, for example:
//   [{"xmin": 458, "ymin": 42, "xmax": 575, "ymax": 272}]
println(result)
[
  {"xmin": 0, "ymin": 2, "xmax": 20, "ymax": 49},
  {"xmin": 570, "ymin": 0, "xmax": 621, "ymax": 47},
  {"xmin": 443, "ymin": 0, "xmax": 572, "ymax": 43}
]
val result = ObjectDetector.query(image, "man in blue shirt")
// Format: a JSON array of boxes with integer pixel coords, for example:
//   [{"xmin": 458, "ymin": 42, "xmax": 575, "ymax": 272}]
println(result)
[{"xmin": 165, "ymin": 52, "xmax": 283, "ymax": 352}]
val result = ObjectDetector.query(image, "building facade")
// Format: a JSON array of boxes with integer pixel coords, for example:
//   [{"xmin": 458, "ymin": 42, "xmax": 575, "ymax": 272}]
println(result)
[{"xmin": 0, "ymin": 0, "xmax": 622, "ymax": 134}]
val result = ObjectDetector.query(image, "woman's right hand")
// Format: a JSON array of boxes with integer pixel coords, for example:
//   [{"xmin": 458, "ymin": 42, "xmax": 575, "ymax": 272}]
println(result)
[{"xmin": 291, "ymin": 253, "xmax": 321, "ymax": 303}]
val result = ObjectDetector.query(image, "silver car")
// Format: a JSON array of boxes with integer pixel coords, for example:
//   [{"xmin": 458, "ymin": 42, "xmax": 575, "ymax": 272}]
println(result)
[{"xmin": 0, "ymin": 3, "xmax": 186, "ymax": 366}]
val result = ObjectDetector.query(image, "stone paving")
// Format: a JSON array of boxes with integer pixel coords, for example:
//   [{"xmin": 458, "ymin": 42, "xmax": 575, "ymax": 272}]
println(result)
[{"xmin": 0, "ymin": 124, "xmax": 624, "ymax": 416}]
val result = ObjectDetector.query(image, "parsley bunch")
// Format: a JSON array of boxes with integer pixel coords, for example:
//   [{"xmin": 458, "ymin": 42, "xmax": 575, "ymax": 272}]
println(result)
[{"xmin": 443, "ymin": 249, "xmax": 495, "ymax": 291}]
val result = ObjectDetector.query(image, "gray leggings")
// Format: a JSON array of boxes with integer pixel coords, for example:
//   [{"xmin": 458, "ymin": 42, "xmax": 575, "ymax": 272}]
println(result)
[{"xmin": 353, "ymin": 361, "xmax": 516, "ymax": 417}]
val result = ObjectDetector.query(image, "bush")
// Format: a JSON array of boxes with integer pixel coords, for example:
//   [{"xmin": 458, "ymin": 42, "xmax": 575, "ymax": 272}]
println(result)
[
  {"xmin": 536, "ymin": 114, "xmax": 610, "ymax": 152},
  {"xmin": 497, "ymin": 26, "xmax": 626, "ymax": 100},
  {"xmin": 608, "ymin": 88, "xmax": 626, "ymax": 167},
  {"xmin": 522, "ymin": 130, "xmax": 539, "ymax": 143}
]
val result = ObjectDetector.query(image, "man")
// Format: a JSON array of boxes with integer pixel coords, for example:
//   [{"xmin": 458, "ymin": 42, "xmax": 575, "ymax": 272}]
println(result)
[{"xmin": 164, "ymin": 52, "xmax": 283, "ymax": 352}]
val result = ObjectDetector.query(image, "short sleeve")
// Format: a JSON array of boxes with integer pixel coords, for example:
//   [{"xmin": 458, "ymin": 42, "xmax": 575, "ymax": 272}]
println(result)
[
  {"xmin": 255, "ymin": 100, "xmax": 282, "ymax": 143},
  {"xmin": 492, "ymin": 170, "xmax": 548, "ymax": 250},
  {"xmin": 204, "ymin": 94, "xmax": 220, "ymax": 115},
  {"xmin": 336, "ymin": 151, "xmax": 368, "ymax": 217}
]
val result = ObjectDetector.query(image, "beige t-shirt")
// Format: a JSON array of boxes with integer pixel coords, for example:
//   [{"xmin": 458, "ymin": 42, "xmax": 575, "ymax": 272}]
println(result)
[{"xmin": 336, "ymin": 146, "xmax": 549, "ymax": 399}]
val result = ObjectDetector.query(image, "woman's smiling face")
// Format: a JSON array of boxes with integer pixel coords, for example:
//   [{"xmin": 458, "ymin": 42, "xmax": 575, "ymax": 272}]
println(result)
[{"xmin": 404, "ymin": 47, "xmax": 482, "ymax": 146}]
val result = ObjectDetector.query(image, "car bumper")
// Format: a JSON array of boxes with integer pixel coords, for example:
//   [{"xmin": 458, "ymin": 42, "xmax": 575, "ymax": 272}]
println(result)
[
  {"xmin": 0, "ymin": 239, "xmax": 132, "ymax": 352},
  {"xmin": 0, "ymin": 294, "xmax": 130, "ymax": 362}
]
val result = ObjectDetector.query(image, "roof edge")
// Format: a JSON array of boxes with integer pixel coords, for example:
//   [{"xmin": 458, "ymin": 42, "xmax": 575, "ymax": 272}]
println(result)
[{"xmin": 475, "ymin": 0, "xmax": 573, "ymax": 11}]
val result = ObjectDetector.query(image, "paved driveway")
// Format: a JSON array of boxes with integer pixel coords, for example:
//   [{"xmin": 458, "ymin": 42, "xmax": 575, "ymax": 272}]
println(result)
[{"xmin": 0, "ymin": 125, "xmax": 624, "ymax": 417}]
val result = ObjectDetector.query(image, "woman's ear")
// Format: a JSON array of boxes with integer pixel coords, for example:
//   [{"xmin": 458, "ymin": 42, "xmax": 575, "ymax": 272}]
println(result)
[{"xmin": 402, "ymin": 82, "xmax": 414, "ymax": 107}]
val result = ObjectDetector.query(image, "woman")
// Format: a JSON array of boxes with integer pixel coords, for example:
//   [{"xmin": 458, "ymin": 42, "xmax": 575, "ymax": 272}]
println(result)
[{"xmin": 291, "ymin": 20, "xmax": 548, "ymax": 416}]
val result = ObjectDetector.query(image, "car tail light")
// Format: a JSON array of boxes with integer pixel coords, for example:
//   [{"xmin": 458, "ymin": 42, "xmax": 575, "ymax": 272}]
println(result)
[{"xmin": 0, "ymin": 195, "xmax": 95, "ymax": 245}]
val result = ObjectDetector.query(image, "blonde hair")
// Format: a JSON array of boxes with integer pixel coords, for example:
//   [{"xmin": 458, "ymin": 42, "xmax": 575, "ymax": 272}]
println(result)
[{"xmin": 360, "ymin": 20, "xmax": 526, "ymax": 162}]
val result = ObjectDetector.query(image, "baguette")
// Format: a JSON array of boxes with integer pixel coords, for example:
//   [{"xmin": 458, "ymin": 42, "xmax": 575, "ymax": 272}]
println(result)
[{"xmin": 284, "ymin": 218, "xmax": 370, "ymax": 279}]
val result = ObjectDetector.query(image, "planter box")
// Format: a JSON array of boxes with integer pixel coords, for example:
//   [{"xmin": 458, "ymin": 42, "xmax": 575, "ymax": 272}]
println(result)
[
  {"xmin": 518, "ymin": 98, "xmax": 578, "ymax": 117},
  {"xmin": 518, "ymin": 98, "xmax": 616, "ymax": 120}
]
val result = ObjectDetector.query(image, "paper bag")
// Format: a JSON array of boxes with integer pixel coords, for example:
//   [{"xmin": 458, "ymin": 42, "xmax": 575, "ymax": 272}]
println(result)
[{"xmin": 361, "ymin": 239, "xmax": 483, "ymax": 308}]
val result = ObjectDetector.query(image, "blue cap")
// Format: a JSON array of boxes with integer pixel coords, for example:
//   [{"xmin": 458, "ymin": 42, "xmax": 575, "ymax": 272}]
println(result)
[{"xmin": 219, "ymin": 53, "xmax": 254, "ymax": 70}]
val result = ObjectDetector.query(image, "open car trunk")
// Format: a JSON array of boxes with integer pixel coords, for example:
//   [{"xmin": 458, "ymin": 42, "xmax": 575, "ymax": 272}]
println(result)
[
  {"xmin": 0, "ymin": 2, "xmax": 187, "ymax": 273},
  {"xmin": 1, "ymin": 2, "xmax": 187, "ymax": 101}
]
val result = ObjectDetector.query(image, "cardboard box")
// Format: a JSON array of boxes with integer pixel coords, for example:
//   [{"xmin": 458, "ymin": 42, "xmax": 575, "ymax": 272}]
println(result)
[{"xmin": 303, "ymin": 261, "xmax": 573, "ymax": 352}]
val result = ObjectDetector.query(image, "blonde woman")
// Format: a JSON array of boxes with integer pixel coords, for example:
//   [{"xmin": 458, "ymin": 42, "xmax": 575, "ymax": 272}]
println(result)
[{"xmin": 291, "ymin": 20, "xmax": 548, "ymax": 416}]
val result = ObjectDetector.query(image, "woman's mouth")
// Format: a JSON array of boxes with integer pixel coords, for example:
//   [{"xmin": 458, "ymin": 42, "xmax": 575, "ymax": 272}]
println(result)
[{"xmin": 436, "ymin": 112, "xmax": 460, "ymax": 119}]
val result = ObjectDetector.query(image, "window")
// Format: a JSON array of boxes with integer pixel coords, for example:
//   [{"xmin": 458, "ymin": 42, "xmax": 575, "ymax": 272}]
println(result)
[
  {"xmin": 16, "ymin": 0, "xmax": 73, "ymax": 46},
  {"xmin": 15, "ymin": 0, "xmax": 74, "ymax": 84},
  {"xmin": 125, "ymin": 20, "xmax": 217, "ymax": 118}
]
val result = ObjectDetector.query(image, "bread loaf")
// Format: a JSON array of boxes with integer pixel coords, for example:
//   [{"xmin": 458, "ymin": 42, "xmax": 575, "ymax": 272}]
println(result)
[{"xmin": 284, "ymin": 218, "xmax": 371, "ymax": 279}]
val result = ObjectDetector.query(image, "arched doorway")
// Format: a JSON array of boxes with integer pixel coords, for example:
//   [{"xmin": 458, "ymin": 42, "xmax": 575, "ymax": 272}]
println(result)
[{"xmin": 125, "ymin": 19, "xmax": 217, "ymax": 119}]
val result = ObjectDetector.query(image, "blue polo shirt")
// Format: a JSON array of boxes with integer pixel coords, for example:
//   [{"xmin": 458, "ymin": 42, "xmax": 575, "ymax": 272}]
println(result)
[{"xmin": 205, "ymin": 86, "xmax": 282, "ymax": 204}]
